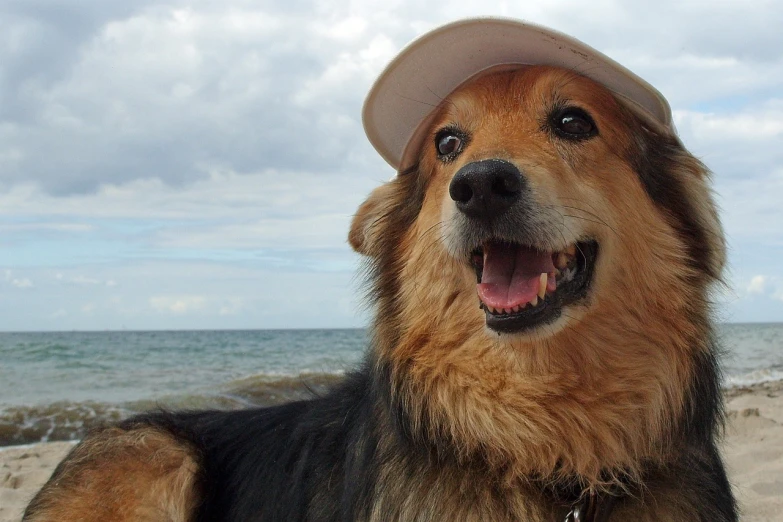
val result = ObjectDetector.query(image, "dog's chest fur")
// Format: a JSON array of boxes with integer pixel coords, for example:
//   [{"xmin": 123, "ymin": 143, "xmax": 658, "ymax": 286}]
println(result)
[{"xmin": 368, "ymin": 467, "xmax": 695, "ymax": 522}]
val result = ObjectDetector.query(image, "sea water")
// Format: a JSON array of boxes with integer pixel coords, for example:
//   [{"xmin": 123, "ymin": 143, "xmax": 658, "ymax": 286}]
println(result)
[{"xmin": 1, "ymin": 324, "xmax": 781, "ymax": 446}]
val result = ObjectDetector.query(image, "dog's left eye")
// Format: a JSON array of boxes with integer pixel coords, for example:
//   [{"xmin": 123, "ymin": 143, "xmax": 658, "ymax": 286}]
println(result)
[{"xmin": 552, "ymin": 108, "xmax": 597, "ymax": 140}]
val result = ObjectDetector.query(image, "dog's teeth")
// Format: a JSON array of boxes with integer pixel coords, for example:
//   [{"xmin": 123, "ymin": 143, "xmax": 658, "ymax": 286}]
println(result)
[
  {"xmin": 530, "ymin": 295, "xmax": 538, "ymax": 307},
  {"xmin": 511, "ymin": 305, "xmax": 521, "ymax": 313},
  {"xmin": 538, "ymin": 273, "xmax": 547, "ymax": 299}
]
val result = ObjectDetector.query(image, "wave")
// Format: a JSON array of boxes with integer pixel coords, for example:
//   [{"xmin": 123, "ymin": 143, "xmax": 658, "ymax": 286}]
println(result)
[
  {"xmin": 0, "ymin": 401, "xmax": 130, "ymax": 447},
  {"xmin": 4, "ymin": 367, "xmax": 781, "ymax": 447},
  {"xmin": 0, "ymin": 372, "xmax": 346, "ymax": 447},
  {"xmin": 725, "ymin": 367, "xmax": 783, "ymax": 388}
]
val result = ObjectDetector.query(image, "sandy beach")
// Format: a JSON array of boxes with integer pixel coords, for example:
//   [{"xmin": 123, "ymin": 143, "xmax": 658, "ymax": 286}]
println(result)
[{"xmin": 2, "ymin": 383, "xmax": 782, "ymax": 521}]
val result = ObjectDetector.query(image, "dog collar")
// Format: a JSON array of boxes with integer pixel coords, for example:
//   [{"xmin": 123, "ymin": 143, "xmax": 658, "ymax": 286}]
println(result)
[{"xmin": 564, "ymin": 491, "xmax": 618, "ymax": 522}]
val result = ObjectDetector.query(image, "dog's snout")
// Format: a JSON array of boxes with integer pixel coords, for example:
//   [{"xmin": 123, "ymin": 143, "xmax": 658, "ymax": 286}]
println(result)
[{"xmin": 449, "ymin": 159, "xmax": 523, "ymax": 220}]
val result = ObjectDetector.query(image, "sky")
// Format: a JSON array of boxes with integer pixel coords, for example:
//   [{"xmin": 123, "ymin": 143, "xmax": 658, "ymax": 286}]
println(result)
[{"xmin": 0, "ymin": 0, "xmax": 781, "ymax": 331}]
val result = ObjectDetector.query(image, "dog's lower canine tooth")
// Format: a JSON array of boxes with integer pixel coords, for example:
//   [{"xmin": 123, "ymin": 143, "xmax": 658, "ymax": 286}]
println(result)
[
  {"xmin": 530, "ymin": 295, "xmax": 538, "ymax": 307},
  {"xmin": 538, "ymin": 273, "xmax": 547, "ymax": 299}
]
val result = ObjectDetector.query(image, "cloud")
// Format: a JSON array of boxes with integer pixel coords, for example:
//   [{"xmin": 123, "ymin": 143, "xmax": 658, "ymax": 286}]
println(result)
[
  {"xmin": 11, "ymin": 277, "xmax": 33, "ymax": 288},
  {"xmin": 149, "ymin": 295, "xmax": 207, "ymax": 314},
  {"xmin": 50, "ymin": 309, "xmax": 68, "ymax": 318},
  {"xmin": 218, "ymin": 298, "xmax": 244, "ymax": 316},
  {"xmin": 1, "ymin": 0, "xmax": 782, "ymax": 329},
  {"xmin": 0, "ymin": 261, "xmax": 366, "ymax": 331},
  {"xmin": 0, "ymin": 2, "xmax": 393, "ymax": 194},
  {"xmin": 2, "ymin": 0, "xmax": 780, "ymax": 195},
  {"xmin": 4, "ymin": 269, "xmax": 34, "ymax": 288},
  {"xmin": 747, "ymin": 275, "xmax": 768, "ymax": 295},
  {"xmin": 68, "ymin": 275, "xmax": 102, "ymax": 285}
]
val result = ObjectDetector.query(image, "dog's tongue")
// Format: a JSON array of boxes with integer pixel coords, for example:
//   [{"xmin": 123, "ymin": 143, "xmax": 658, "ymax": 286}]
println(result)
[{"xmin": 477, "ymin": 243, "xmax": 554, "ymax": 309}]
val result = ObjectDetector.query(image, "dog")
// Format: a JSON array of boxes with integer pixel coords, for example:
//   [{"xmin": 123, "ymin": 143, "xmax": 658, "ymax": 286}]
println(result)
[{"xmin": 24, "ymin": 19, "xmax": 737, "ymax": 522}]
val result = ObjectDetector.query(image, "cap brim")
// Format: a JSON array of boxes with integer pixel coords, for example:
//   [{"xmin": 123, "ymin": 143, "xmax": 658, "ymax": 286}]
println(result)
[{"xmin": 362, "ymin": 17, "xmax": 673, "ymax": 172}]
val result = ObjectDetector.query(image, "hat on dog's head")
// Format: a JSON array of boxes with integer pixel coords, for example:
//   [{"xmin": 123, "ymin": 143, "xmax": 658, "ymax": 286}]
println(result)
[{"xmin": 362, "ymin": 17, "xmax": 675, "ymax": 173}]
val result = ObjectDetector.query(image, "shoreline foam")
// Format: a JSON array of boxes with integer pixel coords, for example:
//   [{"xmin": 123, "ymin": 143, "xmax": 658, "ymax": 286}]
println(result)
[{"xmin": 0, "ymin": 372, "xmax": 345, "ymax": 447}]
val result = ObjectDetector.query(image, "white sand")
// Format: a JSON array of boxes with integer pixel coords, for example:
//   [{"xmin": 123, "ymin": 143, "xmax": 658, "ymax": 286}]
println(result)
[
  {"xmin": 0, "ymin": 442, "xmax": 75, "ymax": 522},
  {"xmin": 2, "ymin": 384, "xmax": 782, "ymax": 521},
  {"xmin": 724, "ymin": 381, "xmax": 783, "ymax": 521}
]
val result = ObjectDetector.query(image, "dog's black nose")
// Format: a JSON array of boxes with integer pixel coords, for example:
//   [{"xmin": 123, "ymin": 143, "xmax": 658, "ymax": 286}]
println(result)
[{"xmin": 449, "ymin": 159, "xmax": 523, "ymax": 220}]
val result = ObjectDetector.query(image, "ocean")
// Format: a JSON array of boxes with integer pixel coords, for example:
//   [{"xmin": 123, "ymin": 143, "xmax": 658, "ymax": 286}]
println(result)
[{"xmin": 1, "ymin": 324, "xmax": 782, "ymax": 447}]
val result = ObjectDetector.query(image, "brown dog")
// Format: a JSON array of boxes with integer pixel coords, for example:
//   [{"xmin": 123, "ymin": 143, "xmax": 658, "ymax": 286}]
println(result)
[{"xmin": 25, "ymin": 21, "xmax": 736, "ymax": 522}]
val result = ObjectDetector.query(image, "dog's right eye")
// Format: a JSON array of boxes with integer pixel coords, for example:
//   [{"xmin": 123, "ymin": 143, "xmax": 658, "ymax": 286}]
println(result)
[{"xmin": 435, "ymin": 130, "xmax": 465, "ymax": 159}]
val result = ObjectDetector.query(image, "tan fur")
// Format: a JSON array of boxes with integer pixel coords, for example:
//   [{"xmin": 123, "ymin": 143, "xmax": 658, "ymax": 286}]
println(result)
[
  {"xmin": 24, "ymin": 427, "xmax": 200, "ymax": 522},
  {"xmin": 353, "ymin": 67, "xmax": 724, "ymax": 495}
]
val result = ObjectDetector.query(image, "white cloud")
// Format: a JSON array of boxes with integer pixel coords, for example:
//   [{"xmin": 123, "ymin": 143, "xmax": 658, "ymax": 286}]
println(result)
[
  {"xmin": 70, "ymin": 275, "xmax": 102, "ymax": 285},
  {"xmin": 218, "ymin": 298, "xmax": 245, "ymax": 316},
  {"xmin": 4, "ymin": 270, "xmax": 34, "ymax": 288},
  {"xmin": 52, "ymin": 274, "xmax": 118, "ymax": 287},
  {"xmin": 0, "ymin": 168, "xmax": 376, "ymax": 222},
  {"xmin": 319, "ymin": 16, "xmax": 368, "ymax": 42},
  {"xmin": 747, "ymin": 275, "xmax": 768, "ymax": 295},
  {"xmin": 149, "ymin": 295, "xmax": 207, "ymax": 314},
  {"xmin": 0, "ymin": 220, "xmax": 93, "ymax": 234},
  {"xmin": 11, "ymin": 278, "xmax": 33, "ymax": 288},
  {"xmin": 0, "ymin": 261, "xmax": 366, "ymax": 331},
  {"xmin": 674, "ymin": 101, "xmax": 783, "ymax": 143},
  {"xmin": 2, "ymin": 0, "xmax": 776, "ymax": 195}
]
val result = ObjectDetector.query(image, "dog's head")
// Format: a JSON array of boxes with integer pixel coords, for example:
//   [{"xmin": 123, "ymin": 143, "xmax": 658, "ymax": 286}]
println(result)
[
  {"xmin": 353, "ymin": 66, "xmax": 724, "ymax": 338},
  {"xmin": 350, "ymin": 66, "xmax": 725, "ymax": 480}
]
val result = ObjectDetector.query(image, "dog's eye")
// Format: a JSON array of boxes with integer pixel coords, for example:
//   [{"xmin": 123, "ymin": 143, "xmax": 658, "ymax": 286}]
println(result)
[
  {"xmin": 552, "ymin": 108, "xmax": 597, "ymax": 140},
  {"xmin": 435, "ymin": 130, "xmax": 465, "ymax": 159}
]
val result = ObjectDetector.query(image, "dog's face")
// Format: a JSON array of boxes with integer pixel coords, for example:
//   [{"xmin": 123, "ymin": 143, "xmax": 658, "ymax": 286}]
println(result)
[
  {"xmin": 353, "ymin": 65, "xmax": 724, "ymax": 342},
  {"xmin": 351, "ymin": 65, "xmax": 726, "ymax": 479},
  {"xmin": 431, "ymin": 67, "xmax": 616, "ymax": 336}
]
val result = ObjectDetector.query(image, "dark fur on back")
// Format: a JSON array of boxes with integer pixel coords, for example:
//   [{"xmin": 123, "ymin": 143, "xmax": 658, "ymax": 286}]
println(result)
[{"xmin": 122, "ymin": 368, "xmax": 382, "ymax": 521}]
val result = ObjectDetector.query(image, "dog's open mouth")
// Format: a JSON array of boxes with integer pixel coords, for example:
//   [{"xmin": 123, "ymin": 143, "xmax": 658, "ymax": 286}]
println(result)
[{"xmin": 471, "ymin": 240, "xmax": 598, "ymax": 333}]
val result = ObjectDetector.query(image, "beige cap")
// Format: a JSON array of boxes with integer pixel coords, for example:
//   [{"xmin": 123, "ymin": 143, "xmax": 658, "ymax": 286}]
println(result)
[{"xmin": 362, "ymin": 17, "xmax": 674, "ymax": 172}]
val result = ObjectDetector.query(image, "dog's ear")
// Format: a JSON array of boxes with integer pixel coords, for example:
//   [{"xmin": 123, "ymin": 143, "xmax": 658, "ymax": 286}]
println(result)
[
  {"xmin": 631, "ymin": 126, "xmax": 726, "ymax": 281},
  {"xmin": 349, "ymin": 183, "xmax": 396, "ymax": 257}
]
